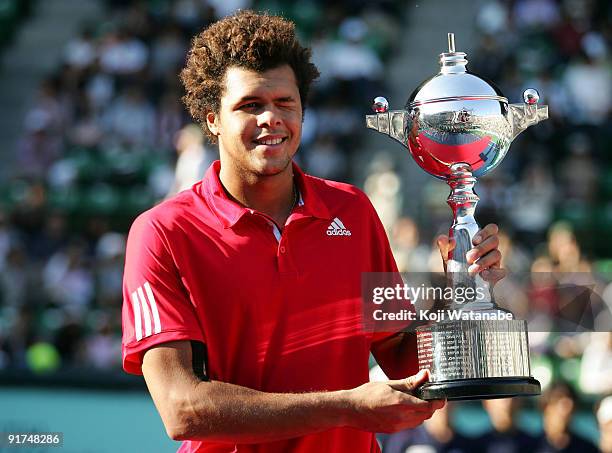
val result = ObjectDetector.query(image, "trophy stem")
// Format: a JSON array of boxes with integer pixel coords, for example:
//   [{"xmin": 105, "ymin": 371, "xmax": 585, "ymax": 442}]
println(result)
[
  {"xmin": 447, "ymin": 163, "xmax": 478, "ymax": 221},
  {"xmin": 446, "ymin": 163, "xmax": 499, "ymax": 312}
]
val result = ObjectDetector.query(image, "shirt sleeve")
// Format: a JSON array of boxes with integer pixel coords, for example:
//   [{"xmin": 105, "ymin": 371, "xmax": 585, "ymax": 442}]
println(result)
[{"xmin": 121, "ymin": 211, "xmax": 205, "ymax": 375}]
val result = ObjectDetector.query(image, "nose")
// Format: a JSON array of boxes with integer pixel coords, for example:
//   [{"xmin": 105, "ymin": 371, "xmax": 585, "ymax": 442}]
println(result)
[{"xmin": 257, "ymin": 105, "xmax": 282, "ymax": 129}]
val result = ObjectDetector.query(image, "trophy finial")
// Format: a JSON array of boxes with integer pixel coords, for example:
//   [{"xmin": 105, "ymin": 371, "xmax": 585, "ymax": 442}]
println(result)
[
  {"xmin": 439, "ymin": 33, "xmax": 467, "ymax": 74},
  {"xmin": 372, "ymin": 96, "xmax": 389, "ymax": 113},
  {"xmin": 523, "ymin": 88, "xmax": 540, "ymax": 105}
]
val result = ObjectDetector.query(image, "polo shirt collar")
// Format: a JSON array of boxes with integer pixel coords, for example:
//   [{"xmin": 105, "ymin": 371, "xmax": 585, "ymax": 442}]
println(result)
[{"xmin": 202, "ymin": 160, "xmax": 331, "ymax": 229}]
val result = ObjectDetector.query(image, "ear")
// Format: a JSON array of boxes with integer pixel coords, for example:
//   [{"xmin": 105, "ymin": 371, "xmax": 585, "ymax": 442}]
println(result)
[{"xmin": 206, "ymin": 111, "xmax": 219, "ymax": 137}]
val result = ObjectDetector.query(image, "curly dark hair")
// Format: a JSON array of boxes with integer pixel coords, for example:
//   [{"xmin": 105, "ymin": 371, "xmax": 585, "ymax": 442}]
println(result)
[{"xmin": 180, "ymin": 10, "xmax": 320, "ymax": 142}]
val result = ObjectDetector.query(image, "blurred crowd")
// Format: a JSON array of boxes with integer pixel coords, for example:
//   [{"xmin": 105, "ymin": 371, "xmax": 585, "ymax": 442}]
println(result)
[
  {"xmin": 378, "ymin": 384, "xmax": 611, "ymax": 452},
  {"xmin": 0, "ymin": 0, "xmax": 610, "ymax": 451},
  {"xmin": 0, "ymin": 0, "xmax": 401, "ymax": 371}
]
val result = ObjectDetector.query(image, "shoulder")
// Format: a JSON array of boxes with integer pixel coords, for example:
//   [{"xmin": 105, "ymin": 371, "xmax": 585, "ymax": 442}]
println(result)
[
  {"xmin": 304, "ymin": 174, "xmax": 374, "ymax": 212},
  {"xmin": 128, "ymin": 188, "xmax": 203, "ymax": 243}
]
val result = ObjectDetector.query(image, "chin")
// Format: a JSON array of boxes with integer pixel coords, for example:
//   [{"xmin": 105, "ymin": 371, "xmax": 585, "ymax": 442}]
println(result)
[{"xmin": 253, "ymin": 155, "xmax": 293, "ymax": 177}]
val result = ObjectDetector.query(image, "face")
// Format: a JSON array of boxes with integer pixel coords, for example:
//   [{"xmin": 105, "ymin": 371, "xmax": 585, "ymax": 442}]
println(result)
[{"xmin": 207, "ymin": 65, "xmax": 302, "ymax": 179}]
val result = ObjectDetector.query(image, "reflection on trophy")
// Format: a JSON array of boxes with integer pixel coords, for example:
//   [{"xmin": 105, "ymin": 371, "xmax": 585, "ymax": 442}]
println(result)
[{"xmin": 366, "ymin": 34, "xmax": 546, "ymax": 400}]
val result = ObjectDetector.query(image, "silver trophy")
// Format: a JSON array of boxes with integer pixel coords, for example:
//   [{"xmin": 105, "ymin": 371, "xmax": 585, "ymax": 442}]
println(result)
[{"xmin": 366, "ymin": 34, "xmax": 546, "ymax": 400}]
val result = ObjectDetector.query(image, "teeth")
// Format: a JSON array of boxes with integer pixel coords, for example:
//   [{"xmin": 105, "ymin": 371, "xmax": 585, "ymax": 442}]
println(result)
[{"xmin": 257, "ymin": 138, "xmax": 283, "ymax": 145}]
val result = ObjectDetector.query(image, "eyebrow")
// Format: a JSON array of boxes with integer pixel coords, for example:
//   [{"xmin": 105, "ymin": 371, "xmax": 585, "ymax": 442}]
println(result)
[{"xmin": 235, "ymin": 95, "xmax": 297, "ymax": 104}]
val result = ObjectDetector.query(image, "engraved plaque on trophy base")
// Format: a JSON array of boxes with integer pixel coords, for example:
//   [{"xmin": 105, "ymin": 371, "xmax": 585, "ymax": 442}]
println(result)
[{"xmin": 414, "ymin": 319, "xmax": 541, "ymax": 400}]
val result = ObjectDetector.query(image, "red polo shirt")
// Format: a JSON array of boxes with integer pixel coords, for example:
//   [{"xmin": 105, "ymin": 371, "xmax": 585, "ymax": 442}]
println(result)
[{"xmin": 122, "ymin": 161, "xmax": 398, "ymax": 453}]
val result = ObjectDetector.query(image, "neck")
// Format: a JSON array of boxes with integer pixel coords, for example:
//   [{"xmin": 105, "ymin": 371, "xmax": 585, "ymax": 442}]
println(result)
[{"xmin": 219, "ymin": 161, "xmax": 296, "ymax": 228}]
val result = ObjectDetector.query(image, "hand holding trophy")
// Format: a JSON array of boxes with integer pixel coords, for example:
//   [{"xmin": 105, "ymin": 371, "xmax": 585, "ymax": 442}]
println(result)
[{"xmin": 367, "ymin": 34, "xmax": 547, "ymax": 400}]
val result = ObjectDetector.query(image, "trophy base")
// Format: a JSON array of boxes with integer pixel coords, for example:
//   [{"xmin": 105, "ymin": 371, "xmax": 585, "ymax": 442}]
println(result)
[{"xmin": 416, "ymin": 376, "xmax": 541, "ymax": 401}]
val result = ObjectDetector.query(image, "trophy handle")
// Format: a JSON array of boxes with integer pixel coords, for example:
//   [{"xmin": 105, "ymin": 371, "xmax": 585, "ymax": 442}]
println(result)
[
  {"xmin": 509, "ymin": 89, "xmax": 549, "ymax": 140},
  {"xmin": 366, "ymin": 97, "xmax": 410, "ymax": 147},
  {"xmin": 446, "ymin": 163, "xmax": 505, "ymax": 313}
]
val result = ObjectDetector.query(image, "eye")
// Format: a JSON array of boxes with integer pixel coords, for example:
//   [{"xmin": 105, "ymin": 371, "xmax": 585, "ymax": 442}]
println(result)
[
  {"xmin": 277, "ymin": 102, "xmax": 296, "ymax": 110},
  {"xmin": 277, "ymin": 98, "xmax": 297, "ymax": 109},
  {"xmin": 240, "ymin": 102, "xmax": 260, "ymax": 111}
]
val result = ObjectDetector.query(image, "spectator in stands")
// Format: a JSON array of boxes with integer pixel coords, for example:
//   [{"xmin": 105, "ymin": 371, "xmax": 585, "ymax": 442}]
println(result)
[
  {"xmin": 43, "ymin": 239, "xmax": 94, "ymax": 317},
  {"xmin": 63, "ymin": 26, "xmax": 97, "ymax": 70},
  {"xmin": 150, "ymin": 24, "xmax": 187, "ymax": 79},
  {"xmin": 84, "ymin": 312, "xmax": 121, "ymax": 369},
  {"xmin": 364, "ymin": 154, "xmax": 401, "ymax": 233},
  {"xmin": 510, "ymin": 158, "xmax": 556, "ymax": 249},
  {"xmin": 166, "ymin": 124, "xmax": 215, "ymax": 197},
  {"xmin": 324, "ymin": 17, "xmax": 383, "ymax": 100},
  {"xmin": 390, "ymin": 216, "xmax": 431, "ymax": 273},
  {"xmin": 94, "ymin": 232, "xmax": 125, "ymax": 308},
  {"xmin": 17, "ymin": 108, "xmax": 63, "ymax": 178},
  {"xmin": 559, "ymin": 133, "xmax": 598, "ymax": 204},
  {"xmin": 599, "ymin": 396, "xmax": 612, "ymax": 453},
  {"xmin": 0, "ymin": 242, "xmax": 30, "ymax": 308},
  {"xmin": 26, "ymin": 210, "xmax": 68, "ymax": 263},
  {"xmin": 562, "ymin": 49, "xmax": 611, "ymax": 126},
  {"xmin": 102, "ymin": 85, "xmax": 156, "ymax": 148},
  {"xmin": 156, "ymin": 92, "xmax": 185, "ymax": 150},
  {"xmin": 511, "ymin": 0, "xmax": 560, "ymax": 30},
  {"xmin": 383, "ymin": 403, "xmax": 477, "ymax": 453},
  {"xmin": 304, "ymin": 135, "xmax": 346, "ymax": 181},
  {"xmin": 534, "ymin": 380, "xmax": 599, "ymax": 453},
  {"xmin": 67, "ymin": 94, "xmax": 104, "ymax": 148},
  {"xmin": 0, "ymin": 208, "xmax": 17, "ymax": 272},
  {"xmin": 579, "ymin": 332, "xmax": 612, "ymax": 395},
  {"xmin": 99, "ymin": 28, "xmax": 148, "ymax": 76},
  {"xmin": 479, "ymin": 398, "xmax": 538, "ymax": 453}
]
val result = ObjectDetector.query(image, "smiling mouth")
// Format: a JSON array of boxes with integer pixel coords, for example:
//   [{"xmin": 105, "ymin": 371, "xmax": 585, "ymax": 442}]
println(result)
[{"xmin": 254, "ymin": 137, "xmax": 287, "ymax": 146}]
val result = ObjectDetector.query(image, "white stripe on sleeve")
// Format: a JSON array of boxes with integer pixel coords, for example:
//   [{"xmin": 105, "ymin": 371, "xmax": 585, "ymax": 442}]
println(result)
[
  {"xmin": 137, "ymin": 286, "xmax": 152, "ymax": 337},
  {"xmin": 131, "ymin": 291, "xmax": 143, "ymax": 341},
  {"xmin": 143, "ymin": 281, "xmax": 162, "ymax": 334}
]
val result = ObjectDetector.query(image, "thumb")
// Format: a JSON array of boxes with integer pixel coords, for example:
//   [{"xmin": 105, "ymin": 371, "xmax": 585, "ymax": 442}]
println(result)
[{"xmin": 388, "ymin": 369, "xmax": 430, "ymax": 393}]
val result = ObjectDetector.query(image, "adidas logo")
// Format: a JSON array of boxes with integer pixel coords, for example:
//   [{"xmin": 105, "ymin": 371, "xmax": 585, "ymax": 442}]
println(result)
[{"xmin": 327, "ymin": 217, "xmax": 352, "ymax": 236}]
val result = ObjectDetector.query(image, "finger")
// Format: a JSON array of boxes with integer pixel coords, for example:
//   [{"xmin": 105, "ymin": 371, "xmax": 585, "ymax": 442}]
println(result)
[
  {"xmin": 472, "ymin": 223, "xmax": 498, "ymax": 245},
  {"xmin": 396, "ymin": 393, "xmax": 440, "ymax": 412},
  {"xmin": 466, "ymin": 236, "xmax": 499, "ymax": 264},
  {"xmin": 388, "ymin": 370, "xmax": 446, "ymax": 412},
  {"xmin": 468, "ymin": 250, "xmax": 502, "ymax": 275},
  {"xmin": 388, "ymin": 369, "xmax": 429, "ymax": 392}
]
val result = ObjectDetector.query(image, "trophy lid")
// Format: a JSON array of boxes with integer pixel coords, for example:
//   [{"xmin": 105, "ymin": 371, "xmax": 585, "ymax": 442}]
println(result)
[{"xmin": 407, "ymin": 33, "xmax": 506, "ymax": 108}]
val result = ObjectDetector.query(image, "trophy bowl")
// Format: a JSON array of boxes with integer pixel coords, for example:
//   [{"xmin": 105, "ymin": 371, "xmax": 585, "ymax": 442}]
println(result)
[
  {"xmin": 366, "ymin": 34, "xmax": 546, "ymax": 400},
  {"xmin": 368, "ymin": 34, "xmax": 548, "ymax": 181}
]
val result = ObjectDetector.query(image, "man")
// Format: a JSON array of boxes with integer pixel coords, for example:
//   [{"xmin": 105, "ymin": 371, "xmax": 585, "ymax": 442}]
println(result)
[
  {"xmin": 479, "ymin": 398, "xmax": 538, "ymax": 453},
  {"xmin": 533, "ymin": 381, "xmax": 599, "ymax": 453},
  {"xmin": 598, "ymin": 396, "xmax": 612, "ymax": 453},
  {"xmin": 121, "ymin": 10, "xmax": 504, "ymax": 453},
  {"xmin": 383, "ymin": 403, "xmax": 478, "ymax": 453}
]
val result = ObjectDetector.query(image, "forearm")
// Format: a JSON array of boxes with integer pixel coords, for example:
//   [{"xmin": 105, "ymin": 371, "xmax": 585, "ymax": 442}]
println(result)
[
  {"xmin": 143, "ymin": 341, "xmax": 440, "ymax": 443},
  {"xmin": 169, "ymin": 379, "xmax": 353, "ymax": 443}
]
